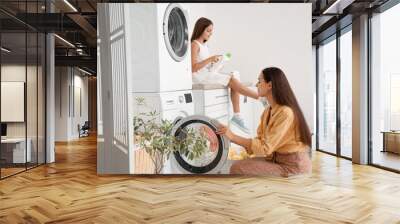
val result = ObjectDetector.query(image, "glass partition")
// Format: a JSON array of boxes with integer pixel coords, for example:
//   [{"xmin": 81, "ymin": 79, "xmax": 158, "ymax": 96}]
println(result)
[
  {"xmin": 0, "ymin": 1, "xmax": 46, "ymax": 179},
  {"xmin": 38, "ymin": 32, "xmax": 45, "ymax": 165},
  {"xmin": 1, "ymin": 30, "xmax": 28, "ymax": 177},
  {"xmin": 27, "ymin": 30, "xmax": 38, "ymax": 169},
  {"xmin": 339, "ymin": 28, "xmax": 352, "ymax": 158}
]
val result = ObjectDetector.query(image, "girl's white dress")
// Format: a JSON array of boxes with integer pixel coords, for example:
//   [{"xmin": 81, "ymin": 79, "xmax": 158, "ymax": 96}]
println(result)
[{"xmin": 192, "ymin": 40, "xmax": 240, "ymax": 86}]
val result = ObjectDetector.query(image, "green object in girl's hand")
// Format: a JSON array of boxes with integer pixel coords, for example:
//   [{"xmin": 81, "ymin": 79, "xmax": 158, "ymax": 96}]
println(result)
[{"xmin": 224, "ymin": 53, "xmax": 232, "ymax": 61}]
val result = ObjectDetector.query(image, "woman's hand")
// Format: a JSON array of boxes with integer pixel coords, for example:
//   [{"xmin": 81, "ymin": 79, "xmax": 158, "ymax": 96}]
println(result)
[
  {"xmin": 216, "ymin": 124, "xmax": 234, "ymax": 140},
  {"xmin": 217, "ymin": 124, "xmax": 253, "ymax": 153},
  {"xmin": 200, "ymin": 126, "xmax": 218, "ymax": 152}
]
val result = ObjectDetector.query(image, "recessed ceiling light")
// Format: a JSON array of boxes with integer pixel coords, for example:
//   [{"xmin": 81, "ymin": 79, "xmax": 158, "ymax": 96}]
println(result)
[
  {"xmin": 63, "ymin": 0, "xmax": 78, "ymax": 12},
  {"xmin": 78, "ymin": 67, "xmax": 93, "ymax": 76},
  {"xmin": 54, "ymin": 34, "xmax": 75, "ymax": 48},
  {"xmin": 1, "ymin": 47, "xmax": 11, "ymax": 53},
  {"xmin": 322, "ymin": 0, "xmax": 354, "ymax": 15}
]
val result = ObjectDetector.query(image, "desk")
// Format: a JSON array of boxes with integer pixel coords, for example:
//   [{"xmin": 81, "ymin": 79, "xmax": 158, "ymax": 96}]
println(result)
[
  {"xmin": 381, "ymin": 131, "xmax": 400, "ymax": 154},
  {"xmin": 1, "ymin": 138, "xmax": 31, "ymax": 163}
]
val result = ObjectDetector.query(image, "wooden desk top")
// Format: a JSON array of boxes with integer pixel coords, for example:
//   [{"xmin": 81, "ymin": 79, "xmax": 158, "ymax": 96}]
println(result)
[
  {"xmin": 381, "ymin": 131, "xmax": 400, "ymax": 134},
  {"xmin": 1, "ymin": 138, "xmax": 29, "ymax": 143}
]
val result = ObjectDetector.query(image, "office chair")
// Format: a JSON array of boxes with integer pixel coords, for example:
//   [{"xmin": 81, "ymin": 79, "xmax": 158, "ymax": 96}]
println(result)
[{"xmin": 79, "ymin": 121, "xmax": 90, "ymax": 138}]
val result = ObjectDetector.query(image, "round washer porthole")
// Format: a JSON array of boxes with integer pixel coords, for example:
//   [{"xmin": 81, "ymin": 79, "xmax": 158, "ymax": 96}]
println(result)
[
  {"xmin": 163, "ymin": 4, "xmax": 189, "ymax": 62},
  {"xmin": 173, "ymin": 119, "xmax": 225, "ymax": 174}
]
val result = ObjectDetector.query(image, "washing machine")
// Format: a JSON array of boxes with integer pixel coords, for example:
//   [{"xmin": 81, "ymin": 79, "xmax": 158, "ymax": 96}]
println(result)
[
  {"xmin": 132, "ymin": 91, "xmax": 232, "ymax": 174},
  {"xmin": 125, "ymin": 3, "xmax": 192, "ymax": 93},
  {"xmin": 132, "ymin": 90, "xmax": 194, "ymax": 122},
  {"xmin": 165, "ymin": 115, "xmax": 233, "ymax": 174}
]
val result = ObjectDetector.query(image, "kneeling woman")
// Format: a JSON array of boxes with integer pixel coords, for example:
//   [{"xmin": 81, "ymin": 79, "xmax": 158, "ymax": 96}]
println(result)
[{"xmin": 217, "ymin": 67, "xmax": 312, "ymax": 177}]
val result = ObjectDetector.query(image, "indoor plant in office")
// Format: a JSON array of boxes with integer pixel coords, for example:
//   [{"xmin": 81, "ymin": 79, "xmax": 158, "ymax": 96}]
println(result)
[{"xmin": 134, "ymin": 97, "xmax": 208, "ymax": 174}]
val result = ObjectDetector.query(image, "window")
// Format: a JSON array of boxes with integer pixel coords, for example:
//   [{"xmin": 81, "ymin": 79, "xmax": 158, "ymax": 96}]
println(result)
[
  {"xmin": 370, "ymin": 3, "xmax": 400, "ymax": 171},
  {"xmin": 317, "ymin": 25, "xmax": 353, "ymax": 159},
  {"xmin": 340, "ymin": 28, "xmax": 352, "ymax": 158},
  {"xmin": 318, "ymin": 36, "xmax": 337, "ymax": 155}
]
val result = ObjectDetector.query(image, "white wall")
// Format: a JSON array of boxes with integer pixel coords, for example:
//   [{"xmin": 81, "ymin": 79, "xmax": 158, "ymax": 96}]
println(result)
[
  {"xmin": 55, "ymin": 67, "xmax": 89, "ymax": 141},
  {"xmin": 55, "ymin": 67, "xmax": 69, "ymax": 141},
  {"xmin": 1, "ymin": 65, "xmax": 26, "ymax": 139},
  {"xmin": 1, "ymin": 66, "xmax": 26, "ymax": 127},
  {"xmin": 72, "ymin": 73, "xmax": 89, "ymax": 138},
  {"xmin": 1, "ymin": 82, "xmax": 25, "ymax": 122},
  {"xmin": 184, "ymin": 3, "xmax": 314, "ymax": 131},
  {"xmin": 1, "ymin": 65, "xmax": 26, "ymax": 81}
]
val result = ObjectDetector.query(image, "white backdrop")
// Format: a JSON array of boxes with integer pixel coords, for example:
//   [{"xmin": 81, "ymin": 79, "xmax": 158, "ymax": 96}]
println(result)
[
  {"xmin": 1, "ymin": 82, "xmax": 24, "ymax": 122},
  {"xmin": 183, "ymin": 3, "xmax": 314, "ymax": 130}
]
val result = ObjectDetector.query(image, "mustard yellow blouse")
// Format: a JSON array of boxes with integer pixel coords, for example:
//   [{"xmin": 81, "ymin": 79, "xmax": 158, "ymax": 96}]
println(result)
[{"xmin": 250, "ymin": 104, "xmax": 309, "ymax": 157}]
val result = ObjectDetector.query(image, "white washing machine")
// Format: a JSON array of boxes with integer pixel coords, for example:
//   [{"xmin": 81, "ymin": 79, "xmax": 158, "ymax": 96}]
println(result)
[
  {"xmin": 132, "ymin": 90, "xmax": 195, "ymax": 122},
  {"xmin": 125, "ymin": 3, "xmax": 192, "ymax": 93},
  {"xmin": 132, "ymin": 91, "xmax": 232, "ymax": 174},
  {"xmin": 167, "ymin": 115, "xmax": 233, "ymax": 174}
]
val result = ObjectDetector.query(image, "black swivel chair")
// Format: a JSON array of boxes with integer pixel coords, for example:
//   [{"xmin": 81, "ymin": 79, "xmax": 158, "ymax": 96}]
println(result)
[{"xmin": 79, "ymin": 121, "xmax": 90, "ymax": 138}]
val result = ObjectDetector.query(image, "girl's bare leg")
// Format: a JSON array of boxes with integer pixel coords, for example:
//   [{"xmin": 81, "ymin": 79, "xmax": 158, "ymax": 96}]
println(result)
[
  {"xmin": 228, "ymin": 77, "xmax": 258, "ymax": 99},
  {"xmin": 231, "ymin": 89, "xmax": 240, "ymax": 113}
]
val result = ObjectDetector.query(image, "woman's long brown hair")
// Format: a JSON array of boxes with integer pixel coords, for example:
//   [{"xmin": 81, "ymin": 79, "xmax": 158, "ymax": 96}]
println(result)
[
  {"xmin": 262, "ymin": 67, "xmax": 312, "ymax": 147},
  {"xmin": 190, "ymin": 17, "xmax": 213, "ymax": 43}
]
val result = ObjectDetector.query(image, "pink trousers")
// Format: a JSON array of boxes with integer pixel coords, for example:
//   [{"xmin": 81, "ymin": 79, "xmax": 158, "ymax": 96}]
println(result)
[{"xmin": 229, "ymin": 151, "xmax": 312, "ymax": 177}]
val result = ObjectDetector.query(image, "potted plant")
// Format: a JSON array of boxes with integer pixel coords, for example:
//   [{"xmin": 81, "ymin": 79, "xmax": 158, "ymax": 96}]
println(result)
[{"xmin": 133, "ymin": 97, "xmax": 208, "ymax": 174}]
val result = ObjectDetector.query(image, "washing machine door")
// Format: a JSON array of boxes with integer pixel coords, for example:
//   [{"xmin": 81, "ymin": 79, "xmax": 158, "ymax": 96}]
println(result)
[
  {"xmin": 163, "ymin": 3, "xmax": 189, "ymax": 62},
  {"xmin": 171, "ymin": 115, "xmax": 230, "ymax": 174}
]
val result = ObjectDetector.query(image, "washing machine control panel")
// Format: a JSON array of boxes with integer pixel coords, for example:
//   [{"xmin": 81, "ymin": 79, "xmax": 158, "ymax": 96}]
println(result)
[
  {"xmin": 179, "ymin": 96, "xmax": 184, "ymax": 103},
  {"xmin": 184, "ymin": 93, "xmax": 192, "ymax": 103}
]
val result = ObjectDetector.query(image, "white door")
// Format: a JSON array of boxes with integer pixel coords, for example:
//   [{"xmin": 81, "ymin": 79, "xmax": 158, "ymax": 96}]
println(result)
[{"xmin": 98, "ymin": 3, "xmax": 134, "ymax": 174}]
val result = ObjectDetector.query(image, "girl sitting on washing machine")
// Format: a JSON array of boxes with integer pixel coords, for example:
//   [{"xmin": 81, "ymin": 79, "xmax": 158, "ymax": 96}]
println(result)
[
  {"xmin": 216, "ymin": 67, "xmax": 312, "ymax": 177},
  {"xmin": 191, "ymin": 17, "xmax": 259, "ymax": 134}
]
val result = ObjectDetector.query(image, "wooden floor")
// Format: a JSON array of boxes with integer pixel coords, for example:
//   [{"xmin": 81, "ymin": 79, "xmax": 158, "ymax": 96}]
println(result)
[
  {"xmin": 1, "ymin": 136, "xmax": 400, "ymax": 223},
  {"xmin": 373, "ymin": 151, "xmax": 400, "ymax": 171},
  {"xmin": 0, "ymin": 167, "xmax": 26, "ymax": 178}
]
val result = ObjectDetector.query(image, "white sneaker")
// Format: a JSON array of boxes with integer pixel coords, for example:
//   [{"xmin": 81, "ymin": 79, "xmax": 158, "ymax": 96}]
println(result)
[{"xmin": 230, "ymin": 116, "xmax": 250, "ymax": 134}]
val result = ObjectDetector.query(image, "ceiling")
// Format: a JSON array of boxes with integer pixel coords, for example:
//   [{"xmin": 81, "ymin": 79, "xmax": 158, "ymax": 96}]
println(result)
[
  {"xmin": 0, "ymin": 0, "xmax": 97, "ymax": 74},
  {"xmin": 0, "ymin": 0, "xmax": 393, "ymax": 75}
]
